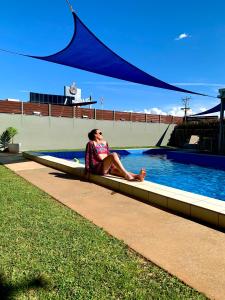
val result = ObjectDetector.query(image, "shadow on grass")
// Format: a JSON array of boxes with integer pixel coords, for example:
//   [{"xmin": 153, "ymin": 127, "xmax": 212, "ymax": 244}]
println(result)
[{"xmin": 0, "ymin": 273, "xmax": 50, "ymax": 299}]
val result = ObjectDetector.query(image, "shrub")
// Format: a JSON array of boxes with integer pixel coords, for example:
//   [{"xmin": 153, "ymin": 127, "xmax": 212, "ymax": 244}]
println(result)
[
  {"xmin": 7, "ymin": 127, "xmax": 18, "ymax": 143},
  {"xmin": 0, "ymin": 130, "xmax": 11, "ymax": 150},
  {"xmin": 0, "ymin": 127, "xmax": 18, "ymax": 150}
]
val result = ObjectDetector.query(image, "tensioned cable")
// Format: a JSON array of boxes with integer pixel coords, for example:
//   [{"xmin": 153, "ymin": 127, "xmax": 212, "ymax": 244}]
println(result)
[{"xmin": 0, "ymin": 47, "xmax": 27, "ymax": 57}]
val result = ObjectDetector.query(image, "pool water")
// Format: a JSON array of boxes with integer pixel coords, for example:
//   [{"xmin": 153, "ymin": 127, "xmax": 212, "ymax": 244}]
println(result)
[
  {"xmin": 41, "ymin": 150, "xmax": 225, "ymax": 201},
  {"xmin": 78, "ymin": 154, "xmax": 225, "ymax": 201}
]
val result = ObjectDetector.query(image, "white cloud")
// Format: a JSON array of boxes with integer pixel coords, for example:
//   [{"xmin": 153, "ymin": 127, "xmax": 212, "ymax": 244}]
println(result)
[
  {"xmin": 124, "ymin": 104, "xmax": 221, "ymax": 117},
  {"xmin": 167, "ymin": 106, "xmax": 184, "ymax": 116},
  {"xmin": 175, "ymin": 33, "xmax": 190, "ymax": 40},
  {"xmin": 195, "ymin": 106, "xmax": 220, "ymax": 116},
  {"xmin": 133, "ymin": 106, "xmax": 201, "ymax": 117},
  {"xmin": 199, "ymin": 107, "xmax": 207, "ymax": 112},
  {"xmin": 143, "ymin": 107, "xmax": 167, "ymax": 115}
]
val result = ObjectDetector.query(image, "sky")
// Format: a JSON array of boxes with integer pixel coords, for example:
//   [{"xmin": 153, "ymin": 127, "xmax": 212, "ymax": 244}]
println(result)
[{"xmin": 0, "ymin": 0, "xmax": 224, "ymax": 116}]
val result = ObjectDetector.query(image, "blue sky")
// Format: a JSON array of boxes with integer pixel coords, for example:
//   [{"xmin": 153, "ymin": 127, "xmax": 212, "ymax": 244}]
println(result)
[{"xmin": 0, "ymin": 0, "xmax": 224, "ymax": 116}]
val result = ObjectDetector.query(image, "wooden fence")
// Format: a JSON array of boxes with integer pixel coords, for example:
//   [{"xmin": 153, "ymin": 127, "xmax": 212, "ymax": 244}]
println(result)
[{"xmin": 0, "ymin": 100, "xmax": 183, "ymax": 124}]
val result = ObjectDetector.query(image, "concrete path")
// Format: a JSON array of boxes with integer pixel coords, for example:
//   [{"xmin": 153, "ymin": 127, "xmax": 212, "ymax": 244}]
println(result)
[{"xmin": 1, "ymin": 153, "xmax": 225, "ymax": 300}]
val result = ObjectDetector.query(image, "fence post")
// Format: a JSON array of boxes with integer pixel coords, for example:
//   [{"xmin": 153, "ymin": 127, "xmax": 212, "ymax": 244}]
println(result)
[
  {"xmin": 159, "ymin": 115, "xmax": 161, "ymax": 123},
  {"xmin": 72, "ymin": 106, "xmax": 75, "ymax": 128},
  {"xmin": 20, "ymin": 101, "xmax": 24, "ymax": 125},
  {"xmin": 145, "ymin": 113, "xmax": 147, "ymax": 122},
  {"xmin": 21, "ymin": 101, "xmax": 24, "ymax": 115},
  {"xmin": 48, "ymin": 104, "xmax": 51, "ymax": 127},
  {"xmin": 130, "ymin": 112, "xmax": 132, "ymax": 122},
  {"xmin": 48, "ymin": 104, "xmax": 51, "ymax": 116},
  {"xmin": 113, "ymin": 110, "xmax": 115, "ymax": 121}
]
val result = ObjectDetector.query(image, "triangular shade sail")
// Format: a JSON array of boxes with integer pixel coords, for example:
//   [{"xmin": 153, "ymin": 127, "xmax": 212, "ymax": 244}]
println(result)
[
  {"xmin": 193, "ymin": 103, "xmax": 220, "ymax": 116},
  {"xmin": 29, "ymin": 12, "xmax": 204, "ymax": 96}
]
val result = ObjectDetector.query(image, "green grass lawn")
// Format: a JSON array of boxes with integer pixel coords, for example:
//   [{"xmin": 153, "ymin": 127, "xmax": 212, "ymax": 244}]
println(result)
[{"xmin": 0, "ymin": 165, "xmax": 206, "ymax": 300}]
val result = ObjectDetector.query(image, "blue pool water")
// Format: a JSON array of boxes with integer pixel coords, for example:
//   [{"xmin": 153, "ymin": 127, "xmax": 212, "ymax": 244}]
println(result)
[
  {"xmin": 117, "ymin": 154, "xmax": 225, "ymax": 201},
  {"xmin": 41, "ymin": 150, "xmax": 225, "ymax": 201}
]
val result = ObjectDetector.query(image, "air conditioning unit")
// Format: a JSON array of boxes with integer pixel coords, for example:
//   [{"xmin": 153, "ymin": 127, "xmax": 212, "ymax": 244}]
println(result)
[
  {"xmin": 5, "ymin": 98, "xmax": 21, "ymax": 102},
  {"xmin": 33, "ymin": 111, "xmax": 41, "ymax": 116}
]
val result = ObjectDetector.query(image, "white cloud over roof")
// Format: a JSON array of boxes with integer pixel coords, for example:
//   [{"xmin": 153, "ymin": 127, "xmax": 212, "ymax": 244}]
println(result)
[{"xmin": 175, "ymin": 33, "xmax": 190, "ymax": 40}]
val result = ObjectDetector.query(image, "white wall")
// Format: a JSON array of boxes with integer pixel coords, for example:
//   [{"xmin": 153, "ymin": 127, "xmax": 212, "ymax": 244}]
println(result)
[{"xmin": 0, "ymin": 114, "xmax": 175, "ymax": 151}]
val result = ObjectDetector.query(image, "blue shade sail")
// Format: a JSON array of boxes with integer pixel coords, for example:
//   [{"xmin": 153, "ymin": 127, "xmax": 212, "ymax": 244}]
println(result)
[
  {"xmin": 29, "ymin": 12, "xmax": 205, "ymax": 96},
  {"xmin": 193, "ymin": 103, "xmax": 220, "ymax": 115}
]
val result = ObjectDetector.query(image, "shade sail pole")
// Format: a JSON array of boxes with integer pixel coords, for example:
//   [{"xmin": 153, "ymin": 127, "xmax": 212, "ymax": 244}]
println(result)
[
  {"xmin": 65, "ymin": 0, "xmax": 74, "ymax": 12},
  {"xmin": 218, "ymin": 88, "xmax": 225, "ymax": 153}
]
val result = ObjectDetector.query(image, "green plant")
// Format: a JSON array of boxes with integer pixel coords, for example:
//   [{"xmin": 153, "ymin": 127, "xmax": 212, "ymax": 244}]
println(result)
[
  {"xmin": 0, "ymin": 129, "xmax": 11, "ymax": 150},
  {"xmin": 6, "ymin": 127, "xmax": 18, "ymax": 143},
  {"xmin": 0, "ymin": 127, "xmax": 18, "ymax": 150}
]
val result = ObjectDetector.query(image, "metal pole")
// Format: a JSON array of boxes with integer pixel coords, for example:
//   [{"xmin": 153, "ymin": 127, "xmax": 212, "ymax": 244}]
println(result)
[
  {"xmin": 218, "ymin": 88, "xmax": 225, "ymax": 153},
  {"xmin": 65, "ymin": 0, "xmax": 74, "ymax": 12},
  {"xmin": 181, "ymin": 97, "xmax": 191, "ymax": 124}
]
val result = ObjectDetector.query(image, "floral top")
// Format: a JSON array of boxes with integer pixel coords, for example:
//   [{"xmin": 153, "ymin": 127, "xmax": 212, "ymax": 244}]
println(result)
[{"xmin": 85, "ymin": 141, "xmax": 110, "ymax": 174}]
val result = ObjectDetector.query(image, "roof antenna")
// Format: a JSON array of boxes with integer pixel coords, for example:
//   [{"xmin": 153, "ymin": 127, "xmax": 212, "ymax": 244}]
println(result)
[{"xmin": 65, "ymin": 0, "xmax": 74, "ymax": 12}]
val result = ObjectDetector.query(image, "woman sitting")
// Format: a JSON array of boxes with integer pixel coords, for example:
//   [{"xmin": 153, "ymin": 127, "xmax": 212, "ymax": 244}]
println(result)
[{"xmin": 85, "ymin": 129, "xmax": 146, "ymax": 181}]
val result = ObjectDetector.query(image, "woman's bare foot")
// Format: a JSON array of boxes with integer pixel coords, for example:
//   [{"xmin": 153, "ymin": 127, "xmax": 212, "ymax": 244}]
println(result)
[
  {"xmin": 136, "ymin": 168, "xmax": 146, "ymax": 181},
  {"xmin": 125, "ymin": 169, "xmax": 146, "ymax": 182},
  {"xmin": 125, "ymin": 173, "xmax": 135, "ymax": 181}
]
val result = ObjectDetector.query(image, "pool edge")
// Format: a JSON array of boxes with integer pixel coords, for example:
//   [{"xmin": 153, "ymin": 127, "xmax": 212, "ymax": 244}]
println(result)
[{"xmin": 23, "ymin": 151, "xmax": 225, "ymax": 230}]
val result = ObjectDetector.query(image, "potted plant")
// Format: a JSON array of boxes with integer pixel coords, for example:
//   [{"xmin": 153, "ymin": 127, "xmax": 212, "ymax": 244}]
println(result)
[
  {"xmin": 0, "ymin": 127, "xmax": 20, "ymax": 153},
  {"xmin": 0, "ymin": 128, "xmax": 11, "ymax": 152}
]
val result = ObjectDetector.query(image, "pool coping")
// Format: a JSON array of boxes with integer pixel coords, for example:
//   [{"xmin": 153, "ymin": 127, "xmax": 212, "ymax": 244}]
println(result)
[{"xmin": 23, "ymin": 151, "xmax": 225, "ymax": 229}]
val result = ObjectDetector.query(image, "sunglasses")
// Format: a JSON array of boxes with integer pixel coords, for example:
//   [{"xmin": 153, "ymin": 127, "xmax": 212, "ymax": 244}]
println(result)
[{"xmin": 95, "ymin": 131, "xmax": 102, "ymax": 135}]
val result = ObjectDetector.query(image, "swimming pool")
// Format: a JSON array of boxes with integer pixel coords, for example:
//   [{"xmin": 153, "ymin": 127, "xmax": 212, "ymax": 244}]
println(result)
[{"xmin": 41, "ymin": 149, "xmax": 225, "ymax": 201}]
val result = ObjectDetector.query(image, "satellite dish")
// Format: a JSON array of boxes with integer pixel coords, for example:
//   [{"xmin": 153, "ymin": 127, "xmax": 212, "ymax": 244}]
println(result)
[{"xmin": 69, "ymin": 82, "xmax": 77, "ymax": 95}]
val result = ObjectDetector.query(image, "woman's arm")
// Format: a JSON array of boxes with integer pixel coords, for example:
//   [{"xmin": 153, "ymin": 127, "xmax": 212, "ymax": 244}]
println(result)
[
  {"xmin": 85, "ymin": 141, "xmax": 91, "ymax": 174},
  {"xmin": 106, "ymin": 142, "xmax": 111, "ymax": 155}
]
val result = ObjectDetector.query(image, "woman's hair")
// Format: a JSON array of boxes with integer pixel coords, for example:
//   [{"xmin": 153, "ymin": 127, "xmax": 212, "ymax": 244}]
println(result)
[{"xmin": 88, "ymin": 129, "xmax": 98, "ymax": 141}]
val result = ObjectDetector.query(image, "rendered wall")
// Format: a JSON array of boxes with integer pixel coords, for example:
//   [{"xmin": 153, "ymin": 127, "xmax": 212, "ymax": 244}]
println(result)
[{"xmin": 0, "ymin": 114, "xmax": 176, "ymax": 151}]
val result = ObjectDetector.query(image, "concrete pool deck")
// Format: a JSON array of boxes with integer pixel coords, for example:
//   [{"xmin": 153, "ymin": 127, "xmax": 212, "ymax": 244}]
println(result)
[
  {"xmin": 24, "ymin": 151, "xmax": 225, "ymax": 230},
  {"xmin": 1, "ymin": 152, "xmax": 225, "ymax": 299}
]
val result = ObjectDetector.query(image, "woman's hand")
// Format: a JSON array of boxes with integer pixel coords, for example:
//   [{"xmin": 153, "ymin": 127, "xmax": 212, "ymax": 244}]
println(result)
[{"xmin": 84, "ymin": 171, "xmax": 90, "ymax": 181}]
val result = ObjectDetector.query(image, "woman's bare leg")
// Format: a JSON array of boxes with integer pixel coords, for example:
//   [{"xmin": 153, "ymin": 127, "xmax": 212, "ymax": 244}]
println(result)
[
  {"xmin": 102, "ymin": 153, "xmax": 133, "ymax": 180},
  {"xmin": 103, "ymin": 153, "xmax": 146, "ymax": 181},
  {"xmin": 109, "ymin": 167, "xmax": 126, "ymax": 177},
  {"xmin": 110, "ymin": 167, "xmax": 146, "ymax": 181}
]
